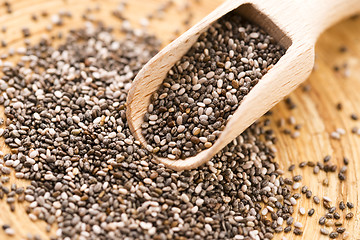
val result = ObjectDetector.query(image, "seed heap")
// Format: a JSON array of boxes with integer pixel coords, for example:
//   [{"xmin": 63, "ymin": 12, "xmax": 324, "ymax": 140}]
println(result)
[
  {"xmin": 0, "ymin": 20, "xmax": 304, "ymax": 239},
  {"xmin": 142, "ymin": 11, "xmax": 286, "ymax": 160}
]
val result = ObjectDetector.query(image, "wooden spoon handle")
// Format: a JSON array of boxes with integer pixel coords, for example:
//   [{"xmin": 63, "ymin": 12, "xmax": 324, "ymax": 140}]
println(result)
[{"xmin": 310, "ymin": 0, "xmax": 360, "ymax": 39}]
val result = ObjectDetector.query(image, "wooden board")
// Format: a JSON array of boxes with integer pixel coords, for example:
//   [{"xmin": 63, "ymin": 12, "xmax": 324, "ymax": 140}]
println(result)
[{"xmin": 0, "ymin": 0, "xmax": 359, "ymax": 239}]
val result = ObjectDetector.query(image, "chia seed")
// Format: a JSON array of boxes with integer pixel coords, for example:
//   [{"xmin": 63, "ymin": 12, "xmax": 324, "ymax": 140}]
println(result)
[
  {"xmin": 319, "ymin": 216, "xmax": 326, "ymax": 225},
  {"xmin": 329, "ymin": 232, "xmax": 339, "ymax": 238},
  {"xmin": 345, "ymin": 212, "xmax": 354, "ymax": 219},
  {"xmin": 320, "ymin": 228, "xmax": 329, "ymax": 235},
  {"xmin": 333, "ymin": 212, "xmax": 341, "ymax": 220},
  {"xmin": 288, "ymin": 164, "xmax": 295, "ymax": 171},
  {"xmin": 346, "ymin": 201, "xmax": 354, "ymax": 209},
  {"xmin": 308, "ymin": 208, "xmax": 315, "ymax": 216},
  {"xmin": 293, "ymin": 228, "xmax": 303, "ymax": 235}
]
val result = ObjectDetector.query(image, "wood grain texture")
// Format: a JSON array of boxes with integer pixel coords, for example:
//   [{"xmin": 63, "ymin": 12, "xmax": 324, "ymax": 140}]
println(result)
[
  {"xmin": 126, "ymin": 0, "xmax": 360, "ymax": 171},
  {"xmin": 0, "ymin": 0, "xmax": 359, "ymax": 239}
]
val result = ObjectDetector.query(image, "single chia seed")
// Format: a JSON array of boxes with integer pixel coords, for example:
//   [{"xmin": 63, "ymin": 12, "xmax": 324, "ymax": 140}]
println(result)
[
  {"xmin": 335, "ymin": 221, "xmax": 343, "ymax": 227},
  {"xmin": 329, "ymin": 207, "xmax": 336, "ymax": 213},
  {"xmin": 329, "ymin": 232, "xmax": 339, "ymax": 238},
  {"xmin": 288, "ymin": 164, "xmax": 295, "ymax": 171},
  {"xmin": 346, "ymin": 202, "xmax": 354, "ymax": 209},
  {"xmin": 320, "ymin": 228, "xmax": 329, "ymax": 235},
  {"xmin": 284, "ymin": 226, "xmax": 291, "ymax": 233},
  {"xmin": 293, "ymin": 228, "xmax": 303, "ymax": 235},
  {"xmin": 324, "ymin": 155, "xmax": 331, "ymax": 162},
  {"xmin": 339, "ymin": 201, "xmax": 346, "ymax": 210},
  {"xmin": 319, "ymin": 216, "xmax": 326, "ymax": 225},
  {"xmin": 333, "ymin": 212, "xmax": 341, "ymax": 220},
  {"xmin": 345, "ymin": 212, "xmax": 354, "ymax": 219},
  {"xmin": 308, "ymin": 208, "xmax": 315, "ymax": 216}
]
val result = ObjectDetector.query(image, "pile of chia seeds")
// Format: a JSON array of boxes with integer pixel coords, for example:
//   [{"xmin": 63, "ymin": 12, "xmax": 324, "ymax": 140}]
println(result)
[{"xmin": 0, "ymin": 20, "xmax": 297, "ymax": 240}]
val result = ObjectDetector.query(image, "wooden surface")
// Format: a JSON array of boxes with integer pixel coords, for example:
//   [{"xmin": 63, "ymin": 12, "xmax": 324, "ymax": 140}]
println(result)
[{"xmin": 0, "ymin": 0, "xmax": 359, "ymax": 239}]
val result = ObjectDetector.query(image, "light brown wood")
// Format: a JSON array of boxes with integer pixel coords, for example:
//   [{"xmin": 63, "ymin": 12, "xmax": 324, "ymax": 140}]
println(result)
[
  {"xmin": 0, "ymin": 0, "xmax": 360, "ymax": 239},
  {"xmin": 126, "ymin": 0, "xmax": 360, "ymax": 171}
]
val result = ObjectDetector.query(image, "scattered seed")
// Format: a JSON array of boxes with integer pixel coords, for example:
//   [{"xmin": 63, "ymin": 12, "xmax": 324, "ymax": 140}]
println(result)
[
  {"xmin": 22, "ymin": 27, "xmax": 31, "ymax": 37},
  {"xmin": 324, "ymin": 155, "xmax": 331, "ymax": 162},
  {"xmin": 324, "ymin": 201, "xmax": 331, "ymax": 209},
  {"xmin": 323, "ymin": 178, "xmax": 329, "ymax": 186},
  {"xmin": 4, "ymin": 227, "xmax": 15, "ymax": 236},
  {"xmin": 2, "ymin": 224, "xmax": 10, "ymax": 230},
  {"xmin": 325, "ymin": 219, "xmax": 334, "ymax": 226},
  {"xmin": 329, "ymin": 232, "xmax": 339, "ymax": 238},
  {"xmin": 329, "ymin": 207, "xmax": 336, "ymax": 213},
  {"xmin": 299, "ymin": 207, "xmax": 305, "ymax": 215},
  {"xmin": 286, "ymin": 217, "xmax": 294, "ymax": 225},
  {"xmin": 288, "ymin": 164, "xmax": 295, "ymax": 171},
  {"xmin": 284, "ymin": 178, "xmax": 294, "ymax": 185},
  {"xmin": 350, "ymin": 113, "xmax": 358, "ymax": 120},
  {"xmin": 293, "ymin": 182, "xmax": 301, "ymax": 190},
  {"xmin": 335, "ymin": 221, "xmax": 342, "ymax": 227},
  {"xmin": 305, "ymin": 190, "xmax": 312, "ymax": 198},
  {"xmin": 330, "ymin": 131, "xmax": 341, "ymax": 139},
  {"xmin": 345, "ymin": 213, "xmax": 354, "ymax": 220},
  {"xmin": 336, "ymin": 103, "xmax": 343, "ymax": 111},
  {"xmin": 294, "ymin": 222, "xmax": 303, "ymax": 228},
  {"xmin": 299, "ymin": 162, "xmax": 307, "ymax": 168},
  {"xmin": 290, "ymin": 197, "xmax": 297, "ymax": 205},
  {"xmin": 340, "ymin": 166, "xmax": 347, "ymax": 173},
  {"xmin": 293, "ymin": 175, "xmax": 302, "ymax": 182},
  {"xmin": 307, "ymin": 161, "xmax": 315, "ymax": 167},
  {"xmin": 325, "ymin": 213, "xmax": 334, "ymax": 219},
  {"xmin": 308, "ymin": 208, "xmax": 315, "ymax": 216},
  {"xmin": 319, "ymin": 216, "xmax": 326, "ymax": 225},
  {"xmin": 320, "ymin": 228, "xmax": 329, "ymax": 235},
  {"xmin": 333, "ymin": 212, "xmax": 340, "ymax": 220},
  {"xmin": 338, "ymin": 172, "xmax": 346, "ymax": 181},
  {"xmin": 346, "ymin": 202, "xmax": 354, "ymax": 209},
  {"xmin": 285, "ymin": 97, "xmax": 297, "ymax": 110},
  {"xmin": 293, "ymin": 228, "xmax": 303, "ymax": 235}
]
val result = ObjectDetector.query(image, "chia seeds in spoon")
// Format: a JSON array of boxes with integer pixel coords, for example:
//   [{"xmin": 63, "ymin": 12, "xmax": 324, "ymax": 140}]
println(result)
[{"xmin": 142, "ymin": 11, "xmax": 286, "ymax": 160}]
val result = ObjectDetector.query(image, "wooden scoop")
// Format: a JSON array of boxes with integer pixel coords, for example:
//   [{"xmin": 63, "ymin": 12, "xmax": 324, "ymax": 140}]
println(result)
[{"xmin": 127, "ymin": 0, "xmax": 360, "ymax": 171}]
